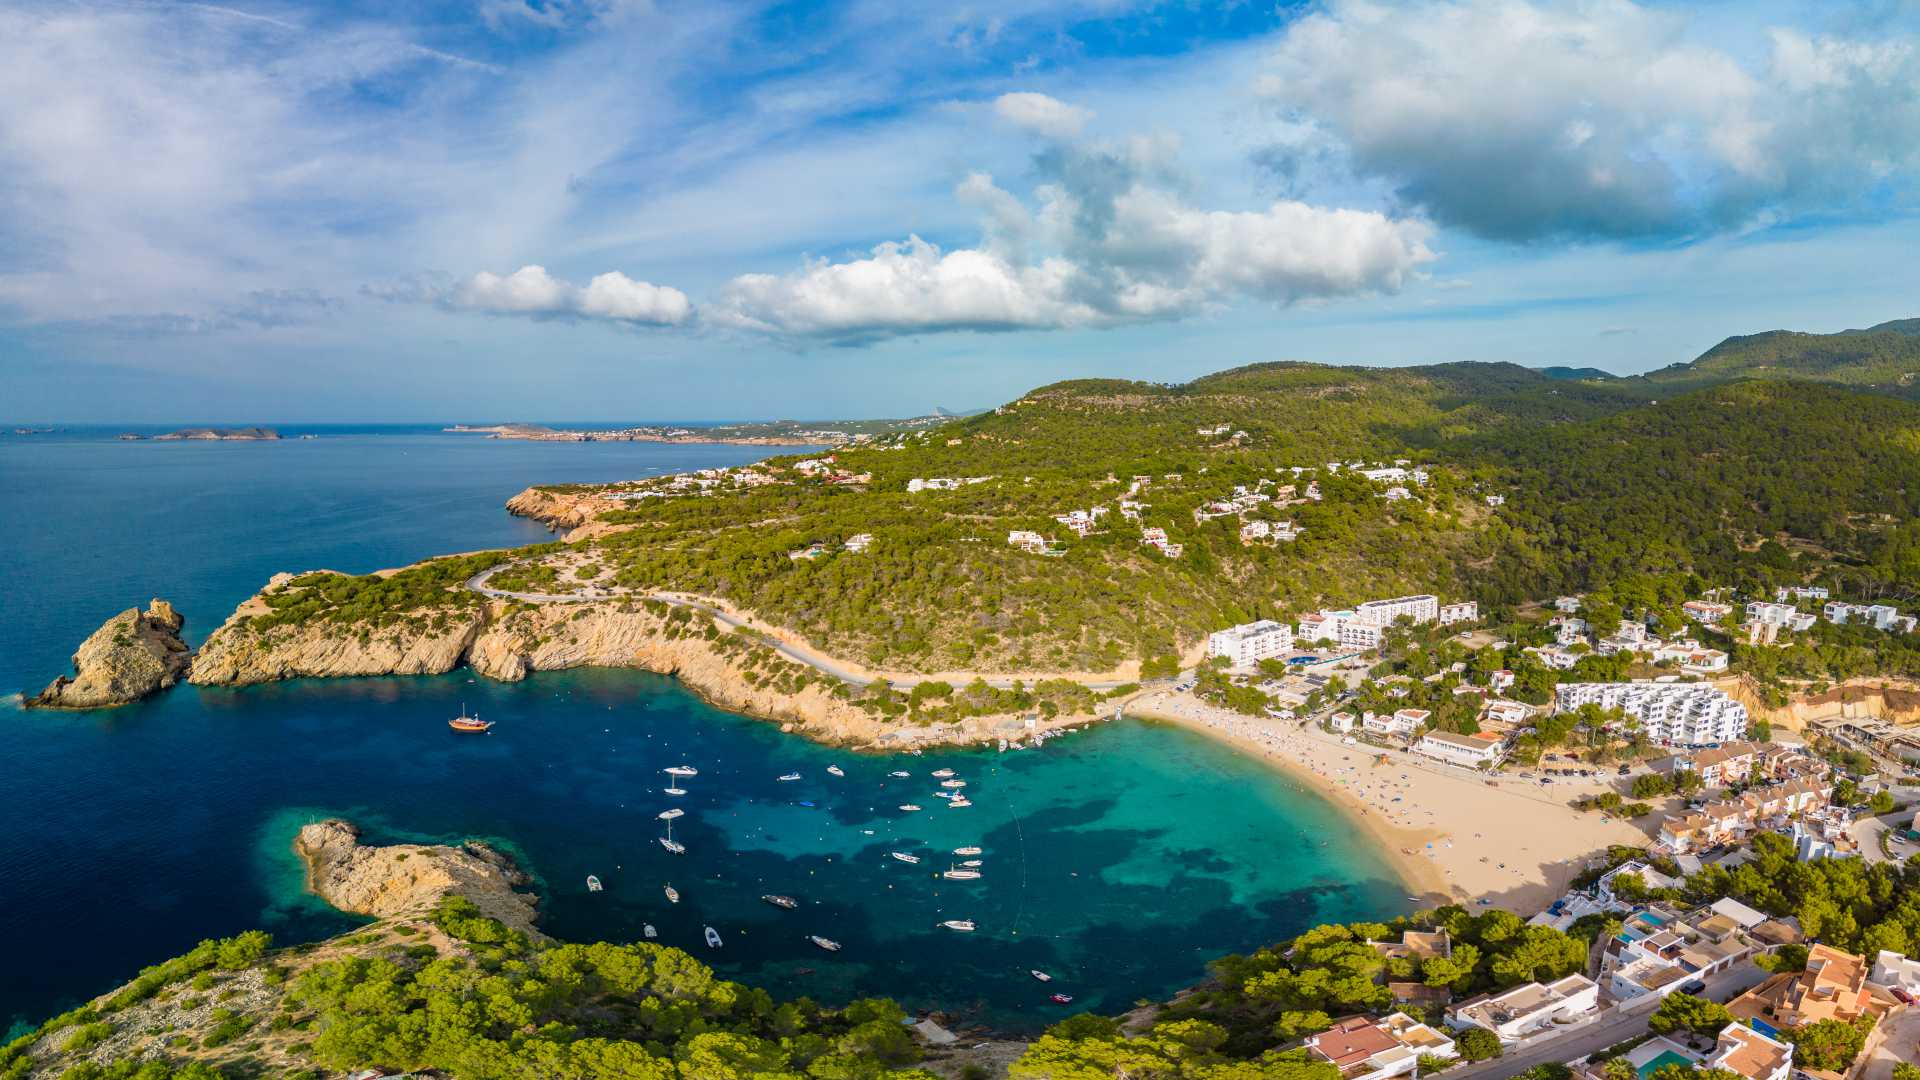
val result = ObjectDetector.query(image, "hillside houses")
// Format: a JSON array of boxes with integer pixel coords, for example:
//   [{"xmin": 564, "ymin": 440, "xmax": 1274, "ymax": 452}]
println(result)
[
  {"xmin": 906, "ymin": 475, "xmax": 993, "ymax": 492},
  {"xmin": 1656, "ymin": 775, "xmax": 1833, "ymax": 853},
  {"xmin": 1554, "ymin": 682, "xmax": 1749, "ymax": 745},
  {"xmin": 1776, "ymin": 585, "xmax": 1830, "ymax": 602},
  {"xmin": 1303, "ymin": 1013, "xmax": 1456, "ymax": 1080},
  {"xmin": 1824, "ymin": 600, "xmax": 1919, "ymax": 633},
  {"xmin": 1600, "ymin": 900, "xmax": 1770, "ymax": 1002},
  {"xmin": 1006, "ymin": 530, "xmax": 1064, "ymax": 557},
  {"xmin": 1139, "ymin": 526, "xmax": 1183, "ymax": 559},
  {"xmin": 1447, "ymin": 974, "xmax": 1599, "ymax": 1044}
]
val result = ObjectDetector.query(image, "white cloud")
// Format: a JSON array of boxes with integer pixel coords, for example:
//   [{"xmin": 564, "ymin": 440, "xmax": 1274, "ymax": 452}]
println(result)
[
  {"xmin": 456, "ymin": 265, "xmax": 690, "ymax": 325},
  {"xmin": 1255, "ymin": 0, "xmax": 1920, "ymax": 241},
  {"xmin": 709, "ymin": 144, "xmax": 1434, "ymax": 341},
  {"xmin": 993, "ymin": 91, "xmax": 1093, "ymax": 138}
]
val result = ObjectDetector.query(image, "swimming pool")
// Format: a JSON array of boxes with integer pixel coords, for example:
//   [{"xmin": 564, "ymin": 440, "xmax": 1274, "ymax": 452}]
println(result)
[{"xmin": 1638, "ymin": 1051, "xmax": 1696, "ymax": 1078}]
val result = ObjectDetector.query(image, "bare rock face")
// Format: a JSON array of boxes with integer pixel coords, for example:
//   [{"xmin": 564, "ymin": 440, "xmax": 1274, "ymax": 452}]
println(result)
[
  {"xmin": 294, "ymin": 818, "xmax": 541, "ymax": 936},
  {"xmin": 29, "ymin": 599, "xmax": 191, "ymax": 708}
]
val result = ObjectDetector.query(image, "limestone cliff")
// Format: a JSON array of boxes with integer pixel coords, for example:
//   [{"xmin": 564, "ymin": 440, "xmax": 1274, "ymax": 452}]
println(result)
[
  {"xmin": 295, "ymin": 818, "xmax": 541, "ymax": 936},
  {"xmin": 505, "ymin": 486, "xmax": 624, "ymax": 532},
  {"xmin": 28, "ymin": 599, "xmax": 191, "ymax": 708}
]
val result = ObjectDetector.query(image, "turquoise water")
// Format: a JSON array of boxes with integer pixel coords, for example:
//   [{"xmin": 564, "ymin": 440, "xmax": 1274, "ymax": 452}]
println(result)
[
  {"xmin": 1639, "ymin": 1051, "xmax": 1696, "ymax": 1078},
  {"xmin": 0, "ymin": 428, "xmax": 1407, "ymax": 1034}
]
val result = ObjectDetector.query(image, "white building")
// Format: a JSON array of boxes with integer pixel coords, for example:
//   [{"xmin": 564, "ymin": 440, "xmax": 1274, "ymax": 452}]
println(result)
[
  {"xmin": 1447, "ymin": 975, "xmax": 1599, "ymax": 1043},
  {"xmin": 1485, "ymin": 494, "xmax": 1505, "ymax": 506},
  {"xmin": 1328, "ymin": 712, "xmax": 1356, "ymax": 733},
  {"xmin": 1825, "ymin": 601, "xmax": 1916, "ymax": 632},
  {"xmin": 1702, "ymin": 1023, "xmax": 1793, "ymax": 1080},
  {"xmin": 1363, "ymin": 709, "xmax": 1428, "ymax": 738},
  {"xmin": 843, "ymin": 533, "xmax": 874, "ymax": 553},
  {"xmin": 1870, "ymin": 950, "xmax": 1920, "ymax": 993},
  {"xmin": 1304, "ymin": 1013, "xmax": 1456, "ymax": 1080},
  {"xmin": 1554, "ymin": 682, "xmax": 1750, "ymax": 745},
  {"xmin": 1438, "ymin": 601, "xmax": 1479, "ymax": 625},
  {"xmin": 1207, "ymin": 620, "xmax": 1295, "ymax": 667},
  {"xmin": 1745, "ymin": 602, "xmax": 1800, "ymax": 628},
  {"xmin": 1776, "ymin": 585, "xmax": 1829, "ymax": 602},
  {"xmin": 1355, "ymin": 594, "xmax": 1441, "ymax": 628},
  {"xmin": 1415, "ymin": 730, "xmax": 1506, "ymax": 768}
]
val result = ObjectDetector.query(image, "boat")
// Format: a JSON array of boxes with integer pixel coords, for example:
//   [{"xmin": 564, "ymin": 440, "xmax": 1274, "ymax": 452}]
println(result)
[
  {"xmin": 898, "ymin": 804, "xmax": 922, "ymax": 812},
  {"xmin": 643, "ymin": 924, "xmax": 657, "ymax": 939},
  {"xmin": 961, "ymin": 859, "xmax": 983, "ymax": 867},
  {"xmin": 942, "ymin": 867, "xmax": 981, "ymax": 880},
  {"xmin": 890, "ymin": 851, "xmax": 921, "ymax": 864},
  {"xmin": 826, "ymin": 765, "xmax": 844, "ymax": 777},
  {"xmin": 932, "ymin": 769, "xmax": 956, "ymax": 778},
  {"xmin": 664, "ymin": 765, "xmax": 696, "ymax": 795},
  {"xmin": 777, "ymin": 773, "xmax": 802, "ymax": 782},
  {"xmin": 932, "ymin": 791, "xmax": 955, "ymax": 800},
  {"xmin": 889, "ymin": 770, "xmax": 911, "ymax": 778},
  {"xmin": 704, "ymin": 926, "xmax": 722, "ymax": 949},
  {"xmin": 666, "ymin": 765, "xmax": 699, "ymax": 777},
  {"xmin": 1031, "ymin": 970, "xmax": 1052, "ymax": 982},
  {"xmin": 947, "ymin": 797, "xmax": 972, "ymax": 808},
  {"xmin": 448, "ymin": 704, "xmax": 492, "ymax": 733},
  {"xmin": 954, "ymin": 846, "xmax": 982, "ymax": 856},
  {"xmin": 586, "ymin": 875, "xmax": 603, "ymax": 892},
  {"xmin": 940, "ymin": 779, "xmax": 967, "ymax": 788},
  {"xmin": 809, "ymin": 935, "xmax": 842, "ymax": 952},
  {"xmin": 939, "ymin": 919, "xmax": 976, "ymax": 932},
  {"xmin": 762, "ymin": 894, "xmax": 798, "ymax": 910},
  {"xmin": 663, "ymin": 885, "xmax": 679, "ymax": 903},
  {"xmin": 659, "ymin": 809, "xmax": 686, "ymax": 854},
  {"xmin": 1050, "ymin": 993, "xmax": 1074, "ymax": 1005}
]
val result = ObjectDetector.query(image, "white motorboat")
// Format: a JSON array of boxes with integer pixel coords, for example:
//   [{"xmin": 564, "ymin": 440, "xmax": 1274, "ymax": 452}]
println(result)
[
  {"xmin": 954, "ymin": 846, "xmax": 982, "ymax": 856},
  {"xmin": 961, "ymin": 859, "xmax": 983, "ymax": 867},
  {"xmin": 889, "ymin": 770, "xmax": 911, "ymax": 778},
  {"xmin": 586, "ymin": 875, "xmax": 603, "ymax": 892},
  {"xmin": 667, "ymin": 765, "xmax": 699, "ymax": 777},
  {"xmin": 826, "ymin": 765, "xmax": 845, "ymax": 777},
  {"xmin": 947, "ymin": 797, "xmax": 972, "ymax": 808},
  {"xmin": 763, "ymin": 894, "xmax": 798, "ymax": 910},
  {"xmin": 704, "ymin": 926, "xmax": 722, "ymax": 949},
  {"xmin": 943, "ymin": 867, "xmax": 981, "ymax": 880},
  {"xmin": 932, "ymin": 791, "xmax": 955, "ymax": 800},
  {"xmin": 939, "ymin": 919, "xmax": 976, "ymax": 932},
  {"xmin": 660, "ymin": 838, "xmax": 686, "ymax": 855},
  {"xmin": 777, "ymin": 773, "xmax": 802, "ymax": 782},
  {"xmin": 643, "ymin": 924, "xmax": 657, "ymax": 939},
  {"xmin": 658, "ymin": 809, "xmax": 687, "ymax": 855},
  {"xmin": 898, "ymin": 804, "xmax": 922, "ymax": 812},
  {"xmin": 940, "ymin": 779, "xmax": 967, "ymax": 789},
  {"xmin": 890, "ymin": 851, "xmax": 921, "ymax": 864},
  {"xmin": 809, "ymin": 935, "xmax": 841, "ymax": 952},
  {"xmin": 663, "ymin": 884, "xmax": 680, "ymax": 903},
  {"xmin": 1031, "ymin": 970, "xmax": 1052, "ymax": 982},
  {"xmin": 932, "ymin": 769, "xmax": 956, "ymax": 778}
]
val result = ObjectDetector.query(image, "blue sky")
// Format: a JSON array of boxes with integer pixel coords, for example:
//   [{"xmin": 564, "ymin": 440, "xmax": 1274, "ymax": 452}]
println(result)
[{"xmin": 4, "ymin": 0, "xmax": 1919, "ymax": 422}]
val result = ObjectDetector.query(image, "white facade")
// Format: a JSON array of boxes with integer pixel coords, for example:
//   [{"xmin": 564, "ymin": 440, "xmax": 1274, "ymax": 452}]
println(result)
[
  {"xmin": 1207, "ymin": 620, "xmax": 1295, "ymax": 667},
  {"xmin": 1745, "ymin": 602, "xmax": 1799, "ymax": 627},
  {"xmin": 1871, "ymin": 950, "xmax": 1920, "ymax": 993},
  {"xmin": 1448, "ymin": 975, "xmax": 1599, "ymax": 1043},
  {"xmin": 1554, "ymin": 682, "xmax": 1750, "ymax": 745},
  {"xmin": 1438, "ymin": 601, "xmax": 1479, "ymax": 625},
  {"xmin": 1776, "ymin": 585, "xmax": 1829, "ymax": 601},
  {"xmin": 1704, "ymin": 1023, "xmax": 1793, "ymax": 1080},
  {"xmin": 1415, "ymin": 730, "xmax": 1505, "ymax": 767},
  {"xmin": 1355, "ymin": 594, "xmax": 1440, "ymax": 627}
]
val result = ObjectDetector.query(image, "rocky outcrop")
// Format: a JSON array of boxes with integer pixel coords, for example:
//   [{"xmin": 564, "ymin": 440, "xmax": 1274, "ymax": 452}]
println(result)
[
  {"xmin": 1718, "ymin": 673, "xmax": 1920, "ymax": 731},
  {"xmin": 505, "ymin": 487, "xmax": 622, "ymax": 531},
  {"xmin": 29, "ymin": 599, "xmax": 191, "ymax": 708},
  {"xmin": 294, "ymin": 818, "xmax": 540, "ymax": 936}
]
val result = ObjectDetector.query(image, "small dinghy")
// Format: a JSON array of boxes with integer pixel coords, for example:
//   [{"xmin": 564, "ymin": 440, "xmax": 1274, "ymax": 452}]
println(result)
[
  {"xmin": 643, "ymin": 924, "xmax": 657, "ymax": 939},
  {"xmin": 890, "ymin": 851, "xmax": 921, "ymax": 864},
  {"xmin": 1051, "ymin": 993, "xmax": 1074, "ymax": 1005},
  {"xmin": 704, "ymin": 926, "xmax": 722, "ymax": 949},
  {"xmin": 586, "ymin": 875, "xmax": 603, "ymax": 892},
  {"xmin": 1031, "ymin": 970, "xmax": 1052, "ymax": 983}
]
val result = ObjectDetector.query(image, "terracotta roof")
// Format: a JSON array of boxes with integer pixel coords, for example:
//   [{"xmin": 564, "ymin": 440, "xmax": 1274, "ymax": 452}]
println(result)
[{"xmin": 1306, "ymin": 1016, "xmax": 1397, "ymax": 1068}]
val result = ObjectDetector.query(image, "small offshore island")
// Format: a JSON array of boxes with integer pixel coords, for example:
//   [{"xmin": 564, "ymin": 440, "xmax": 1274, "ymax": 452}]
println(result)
[{"xmin": 16, "ymin": 323, "xmax": 1920, "ymax": 1079}]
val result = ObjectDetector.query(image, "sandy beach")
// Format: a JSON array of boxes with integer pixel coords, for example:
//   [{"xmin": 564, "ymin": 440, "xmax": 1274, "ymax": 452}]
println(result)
[{"xmin": 1127, "ymin": 689, "xmax": 1651, "ymax": 912}]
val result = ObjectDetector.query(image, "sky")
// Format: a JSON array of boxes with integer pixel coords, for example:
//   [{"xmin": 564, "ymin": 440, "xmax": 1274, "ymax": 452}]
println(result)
[{"xmin": 4, "ymin": 0, "xmax": 1920, "ymax": 423}]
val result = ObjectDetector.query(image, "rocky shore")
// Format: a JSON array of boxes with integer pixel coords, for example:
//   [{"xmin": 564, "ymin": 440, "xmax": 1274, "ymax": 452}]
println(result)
[
  {"xmin": 28, "ymin": 599, "xmax": 191, "ymax": 708},
  {"xmin": 294, "ymin": 818, "xmax": 541, "ymax": 936}
]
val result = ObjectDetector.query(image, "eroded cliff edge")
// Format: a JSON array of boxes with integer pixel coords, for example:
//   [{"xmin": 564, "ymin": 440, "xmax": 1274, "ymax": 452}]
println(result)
[
  {"xmin": 28, "ymin": 599, "xmax": 191, "ymax": 708},
  {"xmin": 294, "ymin": 818, "xmax": 541, "ymax": 937}
]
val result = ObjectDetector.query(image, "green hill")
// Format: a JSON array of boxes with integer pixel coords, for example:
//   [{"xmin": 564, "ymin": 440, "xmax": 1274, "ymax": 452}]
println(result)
[{"xmin": 1644, "ymin": 318, "xmax": 1920, "ymax": 398}]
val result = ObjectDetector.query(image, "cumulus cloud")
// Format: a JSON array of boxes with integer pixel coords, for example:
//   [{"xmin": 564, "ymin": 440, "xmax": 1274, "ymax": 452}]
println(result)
[
  {"xmin": 709, "ymin": 136, "xmax": 1434, "ymax": 341},
  {"xmin": 1255, "ymin": 0, "xmax": 1920, "ymax": 242},
  {"xmin": 455, "ymin": 265, "xmax": 691, "ymax": 325},
  {"xmin": 993, "ymin": 91, "xmax": 1093, "ymax": 138}
]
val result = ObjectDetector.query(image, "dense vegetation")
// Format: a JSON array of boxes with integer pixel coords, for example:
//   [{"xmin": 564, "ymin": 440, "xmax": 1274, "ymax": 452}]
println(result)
[{"xmin": 1643, "ymin": 319, "xmax": 1920, "ymax": 398}]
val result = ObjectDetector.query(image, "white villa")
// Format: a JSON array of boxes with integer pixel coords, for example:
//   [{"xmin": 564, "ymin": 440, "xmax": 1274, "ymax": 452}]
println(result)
[
  {"xmin": 1207, "ymin": 620, "xmax": 1295, "ymax": 667},
  {"xmin": 1446, "ymin": 975, "xmax": 1599, "ymax": 1043}
]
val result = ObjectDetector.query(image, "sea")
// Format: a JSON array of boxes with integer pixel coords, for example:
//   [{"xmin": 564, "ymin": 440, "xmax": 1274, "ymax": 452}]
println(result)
[{"xmin": 0, "ymin": 425, "xmax": 1406, "ymax": 1036}]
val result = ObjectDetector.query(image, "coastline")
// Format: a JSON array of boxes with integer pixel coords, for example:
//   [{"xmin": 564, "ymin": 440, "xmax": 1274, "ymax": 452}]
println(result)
[{"xmin": 1125, "ymin": 691, "xmax": 1649, "ymax": 911}]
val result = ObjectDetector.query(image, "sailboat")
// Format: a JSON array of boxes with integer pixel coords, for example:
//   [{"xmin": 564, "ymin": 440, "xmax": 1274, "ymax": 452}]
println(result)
[
  {"xmin": 704, "ymin": 926, "xmax": 722, "ymax": 949},
  {"xmin": 586, "ymin": 875, "xmax": 603, "ymax": 892},
  {"xmin": 809, "ymin": 935, "xmax": 841, "ymax": 951},
  {"xmin": 953, "ymin": 846, "xmax": 982, "ymax": 856},
  {"xmin": 777, "ymin": 772, "xmax": 802, "ymax": 782},
  {"xmin": 931, "ymin": 768, "xmax": 956, "ymax": 778},
  {"xmin": 448, "ymin": 703, "xmax": 492, "ymax": 734},
  {"xmin": 658, "ymin": 809, "xmax": 686, "ymax": 854},
  {"xmin": 942, "ymin": 866, "xmax": 981, "ymax": 880},
  {"xmin": 762, "ymin": 894, "xmax": 798, "ymax": 910}
]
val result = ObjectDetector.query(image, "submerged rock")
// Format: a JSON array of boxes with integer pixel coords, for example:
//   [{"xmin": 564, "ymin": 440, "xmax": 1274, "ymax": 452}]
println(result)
[
  {"xmin": 294, "ymin": 818, "xmax": 542, "ymax": 936},
  {"xmin": 28, "ymin": 599, "xmax": 191, "ymax": 708}
]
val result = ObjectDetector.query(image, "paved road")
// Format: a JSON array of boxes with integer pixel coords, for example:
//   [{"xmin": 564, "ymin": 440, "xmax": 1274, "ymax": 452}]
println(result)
[
  {"xmin": 466, "ymin": 565, "xmax": 1133, "ymax": 693},
  {"xmin": 1440, "ymin": 961, "xmax": 1772, "ymax": 1080}
]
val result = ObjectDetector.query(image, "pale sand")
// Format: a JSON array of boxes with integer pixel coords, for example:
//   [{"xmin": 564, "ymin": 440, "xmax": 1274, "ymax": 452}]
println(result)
[{"xmin": 1127, "ymin": 690, "xmax": 1653, "ymax": 912}]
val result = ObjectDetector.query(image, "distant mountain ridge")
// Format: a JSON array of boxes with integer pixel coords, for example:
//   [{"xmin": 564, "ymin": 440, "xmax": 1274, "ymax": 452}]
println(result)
[{"xmin": 1643, "ymin": 316, "xmax": 1920, "ymax": 398}]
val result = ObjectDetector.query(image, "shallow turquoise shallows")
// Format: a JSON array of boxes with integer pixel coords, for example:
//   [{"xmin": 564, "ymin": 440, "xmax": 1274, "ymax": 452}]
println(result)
[{"xmin": 0, "ymin": 428, "xmax": 1406, "ymax": 1035}]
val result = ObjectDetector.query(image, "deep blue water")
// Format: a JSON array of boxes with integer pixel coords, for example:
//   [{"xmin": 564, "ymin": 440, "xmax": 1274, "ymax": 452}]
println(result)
[{"xmin": 0, "ymin": 428, "xmax": 1405, "ymax": 1035}]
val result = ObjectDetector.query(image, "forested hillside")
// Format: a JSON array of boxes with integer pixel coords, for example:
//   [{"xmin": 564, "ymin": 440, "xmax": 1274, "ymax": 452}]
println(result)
[{"xmin": 1644, "ymin": 318, "xmax": 1920, "ymax": 398}]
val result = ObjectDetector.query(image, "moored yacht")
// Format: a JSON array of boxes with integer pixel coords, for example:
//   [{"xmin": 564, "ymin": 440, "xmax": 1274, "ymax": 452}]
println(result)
[
  {"xmin": 931, "ymin": 768, "xmax": 956, "ymax": 778},
  {"xmin": 762, "ymin": 894, "xmax": 798, "ymax": 910},
  {"xmin": 898, "ymin": 804, "xmax": 922, "ymax": 812},
  {"xmin": 777, "ymin": 773, "xmax": 802, "ymax": 782},
  {"xmin": 826, "ymin": 765, "xmax": 844, "ymax": 777},
  {"xmin": 953, "ymin": 846, "xmax": 982, "ymax": 856},
  {"xmin": 663, "ymin": 884, "xmax": 680, "ymax": 903},
  {"xmin": 942, "ymin": 867, "xmax": 980, "ymax": 880},
  {"xmin": 890, "ymin": 851, "xmax": 920, "ymax": 864},
  {"xmin": 448, "ymin": 704, "xmax": 492, "ymax": 733},
  {"xmin": 939, "ymin": 919, "xmax": 975, "ymax": 932},
  {"xmin": 809, "ymin": 935, "xmax": 841, "ymax": 951}
]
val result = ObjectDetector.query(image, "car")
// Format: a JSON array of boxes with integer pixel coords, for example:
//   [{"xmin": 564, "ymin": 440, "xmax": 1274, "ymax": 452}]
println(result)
[
  {"xmin": 1680, "ymin": 980, "xmax": 1708, "ymax": 996},
  {"xmin": 1891, "ymin": 987, "xmax": 1916, "ymax": 1006}
]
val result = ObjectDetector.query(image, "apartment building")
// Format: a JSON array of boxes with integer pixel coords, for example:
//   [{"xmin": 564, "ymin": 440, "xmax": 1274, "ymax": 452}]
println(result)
[
  {"xmin": 1414, "ymin": 730, "xmax": 1506, "ymax": 768},
  {"xmin": 1775, "ymin": 585, "xmax": 1829, "ymax": 602},
  {"xmin": 1207, "ymin": 620, "xmax": 1296, "ymax": 667},
  {"xmin": 1438, "ymin": 601, "xmax": 1479, "ymax": 625},
  {"xmin": 1554, "ymin": 682, "xmax": 1749, "ymax": 745},
  {"xmin": 1355, "ymin": 594, "xmax": 1440, "ymax": 627}
]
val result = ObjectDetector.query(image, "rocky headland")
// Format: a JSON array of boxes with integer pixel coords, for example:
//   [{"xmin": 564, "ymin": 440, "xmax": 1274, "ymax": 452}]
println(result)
[
  {"xmin": 294, "ymin": 818, "xmax": 541, "ymax": 936},
  {"xmin": 28, "ymin": 599, "xmax": 191, "ymax": 709},
  {"xmin": 153, "ymin": 426, "xmax": 280, "ymax": 440}
]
